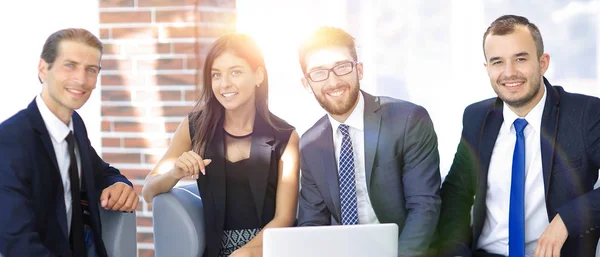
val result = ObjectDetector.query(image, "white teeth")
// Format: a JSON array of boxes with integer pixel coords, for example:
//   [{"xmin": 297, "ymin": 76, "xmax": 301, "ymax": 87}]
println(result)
[
  {"xmin": 222, "ymin": 92, "xmax": 237, "ymax": 98},
  {"xmin": 504, "ymin": 82, "xmax": 521, "ymax": 87},
  {"xmin": 328, "ymin": 89, "xmax": 344, "ymax": 97},
  {"xmin": 67, "ymin": 89, "xmax": 84, "ymax": 94}
]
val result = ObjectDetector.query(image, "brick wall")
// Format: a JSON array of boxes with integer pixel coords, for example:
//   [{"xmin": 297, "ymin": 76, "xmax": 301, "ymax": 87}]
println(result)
[{"xmin": 98, "ymin": 0, "xmax": 236, "ymax": 256}]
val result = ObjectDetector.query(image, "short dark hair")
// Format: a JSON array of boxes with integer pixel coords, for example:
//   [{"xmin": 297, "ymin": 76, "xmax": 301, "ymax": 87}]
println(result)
[
  {"xmin": 298, "ymin": 26, "xmax": 357, "ymax": 74},
  {"xmin": 483, "ymin": 15, "xmax": 544, "ymax": 59},
  {"xmin": 39, "ymin": 28, "xmax": 103, "ymax": 83}
]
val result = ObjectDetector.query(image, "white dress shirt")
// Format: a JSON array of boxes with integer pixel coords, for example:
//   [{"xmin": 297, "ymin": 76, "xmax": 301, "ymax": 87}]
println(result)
[
  {"xmin": 477, "ymin": 87, "xmax": 549, "ymax": 256},
  {"xmin": 36, "ymin": 95, "xmax": 82, "ymax": 235},
  {"xmin": 328, "ymin": 93, "xmax": 380, "ymax": 224}
]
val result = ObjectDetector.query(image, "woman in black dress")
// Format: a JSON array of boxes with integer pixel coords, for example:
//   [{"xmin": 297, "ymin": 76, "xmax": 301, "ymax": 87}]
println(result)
[{"xmin": 142, "ymin": 34, "xmax": 300, "ymax": 257}]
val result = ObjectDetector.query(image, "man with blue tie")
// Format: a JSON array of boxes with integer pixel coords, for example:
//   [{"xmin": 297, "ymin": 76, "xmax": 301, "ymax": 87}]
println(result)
[
  {"xmin": 0, "ymin": 28, "xmax": 139, "ymax": 257},
  {"xmin": 296, "ymin": 26, "xmax": 442, "ymax": 257},
  {"xmin": 436, "ymin": 15, "xmax": 600, "ymax": 257}
]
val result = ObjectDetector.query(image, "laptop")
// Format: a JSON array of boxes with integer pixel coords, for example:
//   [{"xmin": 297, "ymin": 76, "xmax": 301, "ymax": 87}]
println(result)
[{"xmin": 263, "ymin": 223, "xmax": 398, "ymax": 257}]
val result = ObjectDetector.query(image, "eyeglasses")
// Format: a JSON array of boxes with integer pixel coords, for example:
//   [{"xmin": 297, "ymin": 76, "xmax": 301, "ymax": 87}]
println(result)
[{"xmin": 305, "ymin": 61, "xmax": 358, "ymax": 82}]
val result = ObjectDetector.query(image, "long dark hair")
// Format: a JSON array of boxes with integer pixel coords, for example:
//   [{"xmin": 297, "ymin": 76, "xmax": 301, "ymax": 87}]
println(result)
[{"xmin": 190, "ymin": 34, "xmax": 275, "ymax": 156}]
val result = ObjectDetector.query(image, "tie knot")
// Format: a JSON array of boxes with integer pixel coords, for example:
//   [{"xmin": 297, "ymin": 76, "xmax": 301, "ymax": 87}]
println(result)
[
  {"xmin": 513, "ymin": 119, "xmax": 528, "ymax": 134},
  {"xmin": 339, "ymin": 124, "xmax": 350, "ymax": 136},
  {"xmin": 65, "ymin": 131, "xmax": 76, "ymax": 145}
]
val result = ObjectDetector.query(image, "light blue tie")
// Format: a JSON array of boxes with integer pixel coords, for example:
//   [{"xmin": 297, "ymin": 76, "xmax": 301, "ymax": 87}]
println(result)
[
  {"xmin": 338, "ymin": 124, "xmax": 359, "ymax": 225},
  {"xmin": 509, "ymin": 118, "xmax": 528, "ymax": 257}
]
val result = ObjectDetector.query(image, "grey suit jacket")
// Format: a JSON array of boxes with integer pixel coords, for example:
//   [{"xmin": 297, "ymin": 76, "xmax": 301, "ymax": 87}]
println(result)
[{"xmin": 297, "ymin": 91, "xmax": 441, "ymax": 257}]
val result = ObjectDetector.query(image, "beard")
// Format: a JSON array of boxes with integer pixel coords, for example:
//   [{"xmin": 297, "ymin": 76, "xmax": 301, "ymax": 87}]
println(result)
[
  {"xmin": 313, "ymin": 80, "xmax": 360, "ymax": 116},
  {"xmin": 494, "ymin": 74, "xmax": 541, "ymax": 108}
]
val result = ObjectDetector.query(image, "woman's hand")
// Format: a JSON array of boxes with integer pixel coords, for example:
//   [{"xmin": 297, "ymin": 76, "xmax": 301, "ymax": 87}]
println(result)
[{"xmin": 168, "ymin": 150, "xmax": 212, "ymax": 179}]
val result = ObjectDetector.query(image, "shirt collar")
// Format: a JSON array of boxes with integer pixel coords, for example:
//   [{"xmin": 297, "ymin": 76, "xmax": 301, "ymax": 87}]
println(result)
[
  {"xmin": 36, "ymin": 95, "xmax": 74, "ymax": 143},
  {"xmin": 502, "ymin": 85, "xmax": 547, "ymax": 134},
  {"xmin": 328, "ymin": 92, "xmax": 365, "ymax": 133}
]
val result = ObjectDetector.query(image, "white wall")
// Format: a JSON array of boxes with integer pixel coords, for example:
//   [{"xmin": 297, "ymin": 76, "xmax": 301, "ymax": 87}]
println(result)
[{"xmin": 0, "ymin": 0, "xmax": 101, "ymax": 149}]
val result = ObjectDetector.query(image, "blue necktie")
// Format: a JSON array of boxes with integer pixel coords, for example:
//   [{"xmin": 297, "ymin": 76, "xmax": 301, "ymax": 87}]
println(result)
[
  {"xmin": 338, "ymin": 124, "xmax": 359, "ymax": 225},
  {"xmin": 509, "ymin": 118, "xmax": 528, "ymax": 257}
]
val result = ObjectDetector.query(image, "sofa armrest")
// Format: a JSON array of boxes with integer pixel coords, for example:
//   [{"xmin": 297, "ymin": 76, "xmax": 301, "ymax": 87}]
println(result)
[
  {"xmin": 99, "ymin": 207, "xmax": 137, "ymax": 257},
  {"xmin": 153, "ymin": 184, "xmax": 205, "ymax": 257}
]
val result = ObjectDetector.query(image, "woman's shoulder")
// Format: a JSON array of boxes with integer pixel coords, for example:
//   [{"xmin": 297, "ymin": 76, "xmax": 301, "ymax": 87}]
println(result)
[{"xmin": 266, "ymin": 112, "xmax": 295, "ymax": 133}]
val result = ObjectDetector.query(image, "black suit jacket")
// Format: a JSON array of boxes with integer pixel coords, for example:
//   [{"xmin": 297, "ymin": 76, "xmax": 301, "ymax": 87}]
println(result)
[
  {"xmin": 0, "ymin": 99, "xmax": 132, "ymax": 257},
  {"xmin": 192, "ymin": 111, "xmax": 294, "ymax": 257},
  {"xmin": 436, "ymin": 78, "xmax": 600, "ymax": 257}
]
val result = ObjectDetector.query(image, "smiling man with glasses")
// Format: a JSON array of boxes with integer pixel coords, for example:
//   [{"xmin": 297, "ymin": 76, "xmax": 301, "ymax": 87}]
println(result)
[{"xmin": 296, "ymin": 26, "xmax": 442, "ymax": 257}]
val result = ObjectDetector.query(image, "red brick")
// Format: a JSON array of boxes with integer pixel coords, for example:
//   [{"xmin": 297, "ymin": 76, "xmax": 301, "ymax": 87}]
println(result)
[
  {"xmin": 172, "ymin": 42, "xmax": 211, "ymax": 56},
  {"xmin": 102, "ymin": 106, "xmax": 145, "ymax": 117},
  {"xmin": 102, "ymin": 137, "xmax": 121, "ymax": 147},
  {"xmin": 101, "ymin": 59, "xmax": 132, "ymax": 71},
  {"xmin": 144, "ymin": 153, "xmax": 162, "ymax": 164},
  {"xmin": 123, "ymin": 43, "xmax": 170, "ymax": 55},
  {"xmin": 136, "ymin": 58, "xmax": 184, "ymax": 70},
  {"xmin": 154, "ymin": 74, "xmax": 197, "ymax": 85},
  {"xmin": 163, "ymin": 25, "xmax": 235, "ymax": 39},
  {"xmin": 185, "ymin": 90, "xmax": 198, "ymax": 101},
  {"xmin": 102, "ymin": 89, "xmax": 131, "ymax": 101},
  {"xmin": 138, "ymin": 249, "xmax": 154, "ymax": 257},
  {"xmin": 101, "ymin": 74, "xmax": 144, "ymax": 87},
  {"xmin": 99, "ymin": 0, "xmax": 134, "ymax": 7},
  {"xmin": 124, "ymin": 138, "xmax": 170, "ymax": 148},
  {"xmin": 103, "ymin": 153, "xmax": 141, "ymax": 164},
  {"xmin": 202, "ymin": 0, "xmax": 236, "ymax": 8},
  {"xmin": 114, "ymin": 121, "xmax": 161, "ymax": 133},
  {"xmin": 102, "ymin": 43, "xmax": 119, "ymax": 55},
  {"xmin": 133, "ymin": 90, "xmax": 181, "ymax": 102},
  {"xmin": 199, "ymin": 11, "xmax": 236, "ymax": 23},
  {"xmin": 166, "ymin": 121, "xmax": 182, "ymax": 133},
  {"xmin": 173, "ymin": 43, "xmax": 194, "ymax": 54},
  {"xmin": 102, "ymin": 121, "xmax": 112, "ymax": 132},
  {"xmin": 133, "ymin": 185, "xmax": 143, "ymax": 195},
  {"xmin": 185, "ymin": 56, "xmax": 205, "ymax": 70},
  {"xmin": 101, "ymin": 75, "xmax": 124, "ymax": 86},
  {"xmin": 119, "ymin": 169, "xmax": 150, "ymax": 181},
  {"xmin": 138, "ymin": 0, "xmax": 193, "ymax": 7},
  {"xmin": 136, "ymin": 201, "xmax": 143, "ymax": 212},
  {"xmin": 112, "ymin": 27, "xmax": 158, "ymax": 40},
  {"xmin": 155, "ymin": 10, "xmax": 235, "ymax": 23},
  {"xmin": 100, "ymin": 11, "xmax": 152, "ymax": 24},
  {"xmin": 150, "ymin": 106, "xmax": 193, "ymax": 117},
  {"xmin": 100, "ymin": 28, "xmax": 110, "ymax": 40},
  {"xmin": 136, "ymin": 216, "xmax": 153, "ymax": 227},
  {"xmin": 137, "ymin": 232, "xmax": 154, "ymax": 243},
  {"xmin": 155, "ymin": 10, "xmax": 195, "ymax": 23}
]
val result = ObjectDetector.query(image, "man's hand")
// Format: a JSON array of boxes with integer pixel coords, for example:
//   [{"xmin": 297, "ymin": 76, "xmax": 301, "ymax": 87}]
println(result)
[
  {"xmin": 100, "ymin": 182, "xmax": 139, "ymax": 212},
  {"xmin": 534, "ymin": 214, "xmax": 568, "ymax": 257}
]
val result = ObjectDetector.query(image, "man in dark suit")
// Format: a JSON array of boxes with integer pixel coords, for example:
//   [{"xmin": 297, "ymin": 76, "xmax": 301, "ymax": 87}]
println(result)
[
  {"xmin": 0, "ymin": 28, "xmax": 139, "ymax": 257},
  {"xmin": 436, "ymin": 15, "xmax": 600, "ymax": 257},
  {"xmin": 296, "ymin": 26, "xmax": 442, "ymax": 257}
]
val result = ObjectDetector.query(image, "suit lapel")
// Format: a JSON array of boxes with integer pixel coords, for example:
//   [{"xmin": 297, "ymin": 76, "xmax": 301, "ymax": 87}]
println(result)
[
  {"xmin": 473, "ymin": 99, "xmax": 503, "ymax": 242},
  {"xmin": 362, "ymin": 91, "xmax": 382, "ymax": 193},
  {"xmin": 199, "ymin": 117, "xmax": 226, "ymax": 249},
  {"xmin": 540, "ymin": 79, "xmax": 560, "ymax": 211},
  {"xmin": 247, "ymin": 114, "xmax": 275, "ymax": 225},
  {"xmin": 27, "ymin": 100, "xmax": 69, "ymax": 240},
  {"xmin": 72, "ymin": 114, "xmax": 105, "ymax": 236},
  {"xmin": 315, "ymin": 119, "xmax": 342, "ymax": 220}
]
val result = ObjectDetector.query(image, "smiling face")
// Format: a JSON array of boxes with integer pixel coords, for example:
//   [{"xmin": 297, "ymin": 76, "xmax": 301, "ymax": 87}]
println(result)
[
  {"xmin": 38, "ymin": 40, "xmax": 101, "ymax": 121},
  {"xmin": 210, "ymin": 51, "xmax": 264, "ymax": 112},
  {"xmin": 301, "ymin": 46, "xmax": 363, "ymax": 117},
  {"xmin": 484, "ymin": 25, "xmax": 549, "ymax": 112}
]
